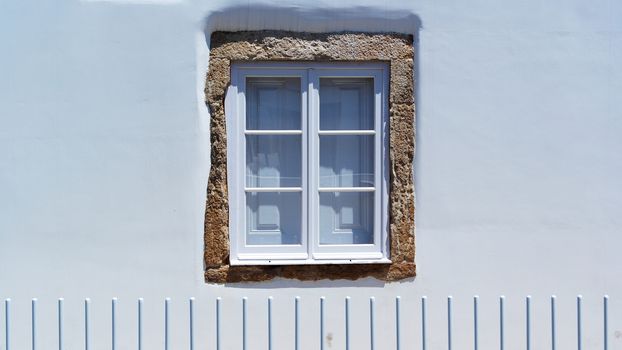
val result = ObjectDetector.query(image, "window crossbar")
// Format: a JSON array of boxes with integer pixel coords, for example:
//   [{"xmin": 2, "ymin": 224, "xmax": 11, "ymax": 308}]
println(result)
[
  {"xmin": 244, "ymin": 130, "xmax": 303, "ymax": 135},
  {"xmin": 244, "ymin": 187, "xmax": 303, "ymax": 192},
  {"xmin": 318, "ymin": 187, "xmax": 375, "ymax": 192},
  {"xmin": 318, "ymin": 130, "xmax": 376, "ymax": 135}
]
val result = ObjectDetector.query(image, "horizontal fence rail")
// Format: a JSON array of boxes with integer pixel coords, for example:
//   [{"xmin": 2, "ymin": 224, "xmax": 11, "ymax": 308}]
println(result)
[{"xmin": 1, "ymin": 295, "xmax": 613, "ymax": 350}]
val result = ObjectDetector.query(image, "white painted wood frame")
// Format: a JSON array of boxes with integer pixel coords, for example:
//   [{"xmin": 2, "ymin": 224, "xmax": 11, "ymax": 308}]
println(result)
[{"xmin": 228, "ymin": 62, "xmax": 390, "ymax": 265}]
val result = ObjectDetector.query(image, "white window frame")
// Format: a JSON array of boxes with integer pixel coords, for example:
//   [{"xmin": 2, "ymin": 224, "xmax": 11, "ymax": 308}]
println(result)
[{"xmin": 227, "ymin": 62, "xmax": 390, "ymax": 265}]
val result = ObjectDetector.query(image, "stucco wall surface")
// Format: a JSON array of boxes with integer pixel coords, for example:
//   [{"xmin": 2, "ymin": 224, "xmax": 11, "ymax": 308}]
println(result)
[{"xmin": 1, "ymin": 0, "xmax": 622, "ymax": 349}]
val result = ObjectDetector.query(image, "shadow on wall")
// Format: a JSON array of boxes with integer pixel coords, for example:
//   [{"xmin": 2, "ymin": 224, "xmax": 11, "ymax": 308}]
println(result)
[
  {"xmin": 225, "ymin": 276, "xmax": 415, "ymax": 289},
  {"xmin": 203, "ymin": 5, "xmax": 422, "ymax": 37}
]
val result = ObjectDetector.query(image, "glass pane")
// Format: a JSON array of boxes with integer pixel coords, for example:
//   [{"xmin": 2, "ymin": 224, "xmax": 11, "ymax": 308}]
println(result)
[
  {"xmin": 319, "ymin": 192, "xmax": 374, "ymax": 245},
  {"xmin": 246, "ymin": 77, "xmax": 301, "ymax": 130},
  {"xmin": 320, "ymin": 135, "xmax": 374, "ymax": 187},
  {"xmin": 320, "ymin": 78, "xmax": 374, "ymax": 130},
  {"xmin": 246, "ymin": 192, "xmax": 301, "ymax": 245},
  {"xmin": 246, "ymin": 135, "xmax": 301, "ymax": 187}
]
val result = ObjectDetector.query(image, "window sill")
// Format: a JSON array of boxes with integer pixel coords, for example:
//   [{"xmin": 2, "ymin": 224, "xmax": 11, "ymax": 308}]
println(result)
[
  {"xmin": 230, "ymin": 257, "xmax": 392, "ymax": 266},
  {"xmin": 205, "ymin": 260, "xmax": 415, "ymax": 283}
]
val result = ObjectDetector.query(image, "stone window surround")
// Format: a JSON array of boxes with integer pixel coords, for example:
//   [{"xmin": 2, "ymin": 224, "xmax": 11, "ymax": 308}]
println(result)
[{"xmin": 204, "ymin": 31, "xmax": 415, "ymax": 283}]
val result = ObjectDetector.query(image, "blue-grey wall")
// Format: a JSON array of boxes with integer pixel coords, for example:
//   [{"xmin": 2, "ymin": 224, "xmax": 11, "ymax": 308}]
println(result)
[{"xmin": 1, "ymin": 0, "xmax": 621, "ymax": 349}]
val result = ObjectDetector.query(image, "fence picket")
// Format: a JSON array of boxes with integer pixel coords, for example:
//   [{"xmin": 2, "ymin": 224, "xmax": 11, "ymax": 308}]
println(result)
[
  {"xmin": 421, "ymin": 296, "xmax": 427, "ymax": 350},
  {"xmin": 551, "ymin": 296, "xmax": 556, "ymax": 350},
  {"xmin": 31, "ymin": 298, "xmax": 37, "ymax": 350},
  {"xmin": 164, "ymin": 298, "xmax": 170, "ymax": 350},
  {"xmin": 4, "ymin": 299, "xmax": 10, "ymax": 350},
  {"xmin": 242, "ymin": 297, "xmax": 247, "ymax": 350},
  {"xmin": 138, "ymin": 298, "xmax": 143, "ymax": 350},
  {"xmin": 216, "ymin": 297, "xmax": 221, "ymax": 350},
  {"xmin": 577, "ymin": 295, "xmax": 582, "ymax": 350},
  {"xmin": 474, "ymin": 296, "xmax": 479, "ymax": 350},
  {"xmin": 447, "ymin": 296, "xmax": 453, "ymax": 350},
  {"xmin": 369, "ymin": 297, "xmax": 375, "ymax": 350},
  {"xmin": 58, "ymin": 298, "xmax": 63, "ymax": 350},
  {"xmin": 112, "ymin": 298, "xmax": 117, "ymax": 350},
  {"xmin": 345, "ymin": 297, "xmax": 350, "ymax": 350},
  {"xmin": 189, "ymin": 298, "xmax": 195, "ymax": 350},
  {"xmin": 500, "ymin": 296, "xmax": 505, "ymax": 350},
  {"xmin": 320, "ymin": 297, "xmax": 325, "ymax": 350},
  {"xmin": 268, "ymin": 297, "xmax": 273, "ymax": 350},
  {"xmin": 84, "ymin": 299, "xmax": 91, "ymax": 350},
  {"xmin": 295, "ymin": 297, "xmax": 300, "ymax": 350},
  {"xmin": 604, "ymin": 295, "xmax": 609, "ymax": 350},
  {"xmin": 395, "ymin": 296, "xmax": 400, "ymax": 350}
]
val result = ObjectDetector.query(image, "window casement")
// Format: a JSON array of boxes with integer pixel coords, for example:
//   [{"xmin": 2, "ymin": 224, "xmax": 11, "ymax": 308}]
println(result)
[{"xmin": 227, "ymin": 62, "xmax": 389, "ymax": 265}]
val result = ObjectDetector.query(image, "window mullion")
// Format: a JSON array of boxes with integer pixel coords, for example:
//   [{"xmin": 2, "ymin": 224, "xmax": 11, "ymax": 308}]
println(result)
[
  {"xmin": 301, "ymin": 70, "xmax": 310, "ymax": 259},
  {"xmin": 307, "ymin": 68, "xmax": 318, "ymax": 259}
]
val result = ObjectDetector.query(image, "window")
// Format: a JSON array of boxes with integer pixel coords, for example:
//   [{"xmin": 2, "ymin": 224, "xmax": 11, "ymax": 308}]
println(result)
[
  {"xmin": 227, "ymin": 62, "xmax": 389, "ymax": 265},
  {"xmin": 205, "ymin": 31, "xmax": 415, "ymax": 282}
]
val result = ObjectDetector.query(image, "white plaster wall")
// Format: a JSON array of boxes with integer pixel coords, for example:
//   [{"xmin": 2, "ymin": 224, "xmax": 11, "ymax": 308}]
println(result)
[{"xmin": 1, "ymin": 0, "xmax": 621, "ymax": 349}]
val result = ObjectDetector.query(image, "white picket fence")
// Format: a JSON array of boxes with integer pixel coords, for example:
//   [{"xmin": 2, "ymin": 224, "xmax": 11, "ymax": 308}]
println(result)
[{"xmin": 1, "ymin": 295, "xmax": 612, "ymax": 350}]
